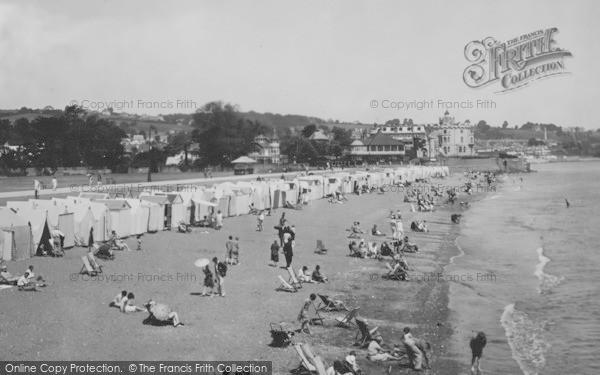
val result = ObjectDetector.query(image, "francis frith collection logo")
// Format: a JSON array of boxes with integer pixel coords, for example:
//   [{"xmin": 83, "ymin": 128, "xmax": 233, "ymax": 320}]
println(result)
[{"xmin": 463, "ymin": 28, "xmax": 572, "ymax": 92}]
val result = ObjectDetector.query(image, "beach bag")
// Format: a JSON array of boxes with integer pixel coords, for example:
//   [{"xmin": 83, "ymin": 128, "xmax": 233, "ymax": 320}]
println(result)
[{"xmin": 217, "ymin": 262, "xmax": 227, "ymax": 277}]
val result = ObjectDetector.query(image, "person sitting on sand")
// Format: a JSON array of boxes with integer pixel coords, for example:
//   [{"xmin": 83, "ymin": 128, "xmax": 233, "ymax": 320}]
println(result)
[
  {"xmin": 366, "ymin": 242, "xmax": 380, "ymax": 259},
  {"xmin": 120, "ymin": 292, "xmax": 146, "ymax": 313},
  {"xmin": 1, "ymin": 265, "xmax": 19, "ymax": 284},
  {"xmin": 311, "ymin": 265, "xmax": 328, "ymax": 283},
  {"xmin": 325, "ymin": 360, "xmax": 353, "ymax": 375},
  {"xmin": 110, "ymin": 231, "xmax": 130, "ymax": 251},
  {"xmin": 371, "ymin": 225, "xmax": 385, "ymax": 236},
  {"xmin": 349, "ymin": 241, "xmax": 364, "ymax": 258},
  {"xmin": 298, "ymin": 266, "xmax": 316, "ymax": 283},
  {"xmin": 358, "ymin": 239, "xmax": 368, "ymax": 256},
  {"xmin": 380, "ymin": 241, "xmax": 394, "ymax": 257},
  {"xmin": 110, "ymin": 290, "xmax": 128, "ymax": 308},
  {"xmin": 345, "ymin": 351, "xmax": 364, "ymax": 375},
  {"xmin": 17, "ymin": 274, "xmax": 42, "ymax": 292},
  {"xmin": 144, "ymin": 299, "xmax": 184, "ymax": 327},
  {"xmin": 367, "ymin": 335, "xmax": 401, "ymax": 361},
  {"xmin": 25, "ymin": 265, "xmax": 35, "ymax": 279}
]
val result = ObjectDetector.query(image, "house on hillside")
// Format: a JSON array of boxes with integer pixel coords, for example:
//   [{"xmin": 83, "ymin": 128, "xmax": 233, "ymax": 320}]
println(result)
[
  {"xmin": 309, "ymin": 130, "xmax": 330, "ymax": 143},
  {"xmin": 427, "ymin": 111, "xmax": 475, "ymax": 157},
  {"xmin": 248, "ymin": 131, "xmax": 287, "ymax": 164},
  {"xmin": 349, "ymin": 132, "xmax": 405, "ymax": 162}
]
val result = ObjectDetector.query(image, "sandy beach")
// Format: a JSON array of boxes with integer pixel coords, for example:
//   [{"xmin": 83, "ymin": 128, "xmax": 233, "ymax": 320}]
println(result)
[{"xmin": 0, "ymin": 171, "xmax": 491, "ymax": 374}]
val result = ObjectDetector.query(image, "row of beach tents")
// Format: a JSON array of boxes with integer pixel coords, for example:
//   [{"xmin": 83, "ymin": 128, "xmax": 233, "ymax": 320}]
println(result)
[{"xmin": 0, "ymin": 166, "xmax": 449, "ymax": 261}]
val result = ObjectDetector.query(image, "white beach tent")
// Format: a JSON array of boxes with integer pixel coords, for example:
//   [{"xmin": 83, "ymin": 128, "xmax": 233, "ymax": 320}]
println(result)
[
  {"xmin": 155, "ymin": 193, "xmax": 186, "ymax": 228},
  {"xmin": 64, "ymin": 196, "xmax": 112, "ymax": 242},
  {"xmin": 96, "ymin": 199, "xmax": 132, "ymax": 238},
  {"xmin": 12, "ymin": 206, "xmax": 53, "ymax": 256},
  {"xmin": 140, "ymin": 195, "xmax": 169, "ymax": 229},
  {"xmin": 28, "ymin": 199, "xmax": 75, "ymax": 249},
  {"xmin": 140, "ymin": 200, "xmax": 164, "ymax": 232},
  {"xmin": 0, "ymin": 208, "xmax": 34, "ymax": 261},
  {"xmin": 114, "ymin": 199, "xmax": 148, "ymax": 236},
  {"xmin": 176, "ymin": 191, "xmax": 196, "ymax": 224},
  {"xmin": 51, "ymin": 198, "xmax": 94, "ymax": 247}
]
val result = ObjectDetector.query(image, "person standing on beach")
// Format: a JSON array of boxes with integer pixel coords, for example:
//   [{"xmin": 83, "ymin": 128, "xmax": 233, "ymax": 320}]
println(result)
[
  {"xmin": 34, "ymin": 179, "xmax": 40, "ymax": 199},
  {"xmin": 257, "ymin": 211, "xmax": 264, "ymax": 231},
  {"xmin": 88, "ymin": 227, "xmax": 94, "ymax": 252},
  {"xmin": 213, "ymin": 257, "xmax": 226, "ymax": 297},
  {"xmin": 233, "ymin": 236, "xmax": 240, "ymax": 265},
  {"xmin": 269, "ymin": 240, "xmax": 280, "ymax": 267},
  {"xmin": 470, "ymin": 332, "xmax": 487, "ymax": 375},
  {"xmin": 402, "ymin": 327, "xmax": 424, "ymax": 370},
  {"xmin": 225, "ymin": 236, "xmax": 235, "ymax": 265},
  {"xmin": 283, "ymin": 235, "xmax": 294, "ymax": 268},
  {"xmin": 390, "ymin": 216, "xmax": 397, "ymax": 239},
  {"xmin": 565, "ymin": 198, "xmax": 570, "ymax": 209},
  {"xmin": 51, "ymin": 177, "xmax": 57, "ymax": 191},
  {"xmin": 215, "ymin": 210, "xmax": 223, "ymax": 230}
]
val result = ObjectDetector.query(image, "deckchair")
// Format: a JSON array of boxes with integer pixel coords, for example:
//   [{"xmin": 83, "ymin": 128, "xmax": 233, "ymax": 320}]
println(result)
[
  {"xmin": 314, "ymin": 240, "xmax": 328, "ymax": 255},
  {"xmin": 87, "ymin": 252, "xmax": 103, "ymax": 274},
  {"xmin": 301, "ymin": 344, "xmax": 327, "ymax": 375},
  {"xmin": 0, "ymin": 273, "xmax": 18, "ymax": 285},
  {"xmin": 383, "ymin": 262, "xmax": 404, "ymax": 281},
  {"xmin": 276, "ymin": 275, "xmax": 298, "ymax": 292},
  {"xmin": 317, "ymin": 294, "xmax": 349, "ymax": 312},
  {"xmin": 80, "ymin": 256, "xmax": 98, "ymax": 276},
  {"xmin": 287, "ymin": 267, "xmax": 303, "ymax": 289},
  {"xmin": 313, "ymin": 356, "xmax": 329, "ymax": 375},
  {"xmin": 291, "ymin": 344, "xmax": 317, "ymax": 374},
  {"xmin": 354, "ymin": 319, "xmax": 379, "ymax": 347},
  {"xmin": 335, "ymin": 307, "xmax": 360, "ymax": 328},
  {"xmin": 308, "ymin": 301, "xmax": 325, "ymax": 326}
]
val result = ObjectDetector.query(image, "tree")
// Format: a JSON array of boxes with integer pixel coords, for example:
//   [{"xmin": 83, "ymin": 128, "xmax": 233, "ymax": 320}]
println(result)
[
  {"xmin": 502, "ymin": 121, "xmax": 509, "ymax": 129},
  {"xmin": 331, "ymin": 127, "xmax": 353, "ymax": 147},
  {"xmin": 301, "ymin": 124, "xmax": 317, "ymax": 138},
  {"xmin": 191, "ymin": 101, "xmax": 270, "ymax": 167}
]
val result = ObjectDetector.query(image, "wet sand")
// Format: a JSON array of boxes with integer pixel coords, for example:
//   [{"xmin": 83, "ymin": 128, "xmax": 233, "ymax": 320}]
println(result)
[{"xmin": 0, "ymin": 172, "xmax": 490, "ymax": 374}]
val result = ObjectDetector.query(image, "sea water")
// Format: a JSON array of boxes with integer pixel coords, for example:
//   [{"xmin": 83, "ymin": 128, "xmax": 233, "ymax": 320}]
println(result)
[{"xmin": 446, "ymin": 162, "xmax": 600, "ymax": 375}]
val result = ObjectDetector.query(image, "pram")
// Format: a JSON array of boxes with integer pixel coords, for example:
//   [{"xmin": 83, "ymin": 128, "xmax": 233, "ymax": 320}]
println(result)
[{"xmin": 95, "ymin": 243, "xmax": 115, "ymax": 260}]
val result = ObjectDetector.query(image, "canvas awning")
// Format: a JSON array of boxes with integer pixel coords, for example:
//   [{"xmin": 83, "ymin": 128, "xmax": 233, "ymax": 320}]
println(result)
[
  {"xmin": 192, "ymin": 199, "xmax": 218, "ymax": 207},
  {"xmin": 231, "ymin": 156, "xmax": 257, "ymax": 164}
]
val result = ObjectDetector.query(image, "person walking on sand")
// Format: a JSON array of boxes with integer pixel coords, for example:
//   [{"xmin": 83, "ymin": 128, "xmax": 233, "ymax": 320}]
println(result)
[
  {"xmin": 298, "ymin": 294, "xmax": 317, "ymax": 334},
  {"xmin": 88, "ymin": 227, "xmax": 94, "ymax": 252},
  {"xmin": 51, "ymin": 177, "xmax": 57, "ymax": 191},
  {"xmin": 225, "ymin": 235, "xmax": 235, "ymax": 265},
  {"xmin": 201, "ymin": 265, "xmax": 215, "ymax": 297},
  {"xmin": 257, "ymin": 211, "xmax": 265, "ymax": 231},
  {"xmin": 232, "ymin": 236, "xmax": 240, "ymax": 265},
  {"xmin": 470, "ymin": 332, "xmax": 487, "ymax": 375},
  {"xmin": 213, "ymin": 257, "xmax": 226, "ymax": 297},
  {"xmin": 136, "ymin": 234, "xmax": 142, "ymax": 251},
  {"xmin": 565, "ymin": 198, "xmax": 570, "ymax": 209},
  {"xmin": 269, "ymin": 240, "xmax": 280, "ymax": 267}
]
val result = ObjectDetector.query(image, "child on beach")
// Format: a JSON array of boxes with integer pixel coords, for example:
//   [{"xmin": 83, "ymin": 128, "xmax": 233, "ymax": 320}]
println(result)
[
  {"xmin": 136, "ymin": 234, "xmax": 142, "ymax": 251},
  {"xmin": 201, "ymin": 265, "xmax": 215, "ymax": 297},
  {"xmin": 257, "ymin": 211, "xmax": 264, "ymax": 231},
  {"xmin": 298, "ymin": 294, "xmax": 317, "ymax": 334},
  {"xmin": 269, "ymin": 240, "xmax": 280, "ymax": 267}
]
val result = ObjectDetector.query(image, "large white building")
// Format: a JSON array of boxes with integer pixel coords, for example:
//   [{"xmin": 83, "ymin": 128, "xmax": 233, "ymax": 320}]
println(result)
[
  {"xmin": 368, "ymin": 123, "xmax": 428, "ymax": 155},
  {"xmin": 428, "ymin": 111, "xmax": 475, "ymax": 157},
  {"xmin": 248, "ymin": 132, "xmax": 286, "ymax": 164}
]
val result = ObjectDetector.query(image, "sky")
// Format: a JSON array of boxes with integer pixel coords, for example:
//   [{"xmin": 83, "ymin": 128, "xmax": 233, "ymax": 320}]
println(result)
[{"xmin": 1, "ymin": 0, "xmax": 599, "ymax": 129}]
